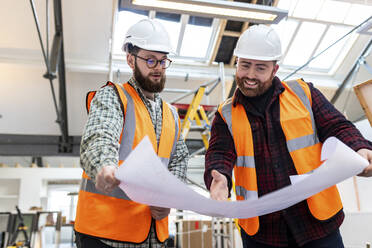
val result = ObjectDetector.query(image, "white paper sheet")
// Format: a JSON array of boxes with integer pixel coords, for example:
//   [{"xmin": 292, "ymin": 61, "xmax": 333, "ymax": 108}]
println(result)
[{"xmin": 115, "ymin": 136, "xmax": 369, "ymax": 218}]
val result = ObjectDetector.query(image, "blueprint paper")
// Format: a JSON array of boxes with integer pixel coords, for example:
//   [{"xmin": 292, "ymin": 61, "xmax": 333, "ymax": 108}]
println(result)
[{"xmin": 115, "ymin": 136, "xmax": 368, "ymax": 218}]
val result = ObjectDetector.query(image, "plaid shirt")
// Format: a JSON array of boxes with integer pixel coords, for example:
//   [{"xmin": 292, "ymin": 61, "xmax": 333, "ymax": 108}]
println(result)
[
  {"xmin": 205, "ymin": 77, "xmax": 372, "ymax": 247},
  {"xmin": 80, "ymin": 77, "xmax": 189, "ymax": 248}
]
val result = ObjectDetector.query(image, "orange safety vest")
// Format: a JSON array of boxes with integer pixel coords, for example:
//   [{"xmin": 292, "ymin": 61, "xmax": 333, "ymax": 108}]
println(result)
[
  {"xmin": 75, "ymin": 82, "xmax": 181, "ymax": 243},
  {"xmin": 218, "ymin": 79, "xmax": 342, "ymax": 236}
]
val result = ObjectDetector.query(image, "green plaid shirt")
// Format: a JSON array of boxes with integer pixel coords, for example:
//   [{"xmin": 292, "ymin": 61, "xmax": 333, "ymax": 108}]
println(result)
[{"xmin": 80, "ymin": 77, "xmax": 189, "ymax": 247}]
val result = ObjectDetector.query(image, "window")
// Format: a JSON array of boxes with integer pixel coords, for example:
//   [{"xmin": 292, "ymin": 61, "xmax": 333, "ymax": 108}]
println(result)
[
  {"xmin": 272, "ymin": 19, "xmax": 299, "ymax": 55},
  {"xmin": 316, "ymin": 1, "xmax": 351, "ymax": 23},
  {"xmin": 309, "ymin": 25, "xmax": 353, "ymax": 69},
  {"xmin": 113, "ymin": 9, "xmax": 149, "ymax": 54},
  {"xmin": 276, "ymin": 0, "xmax": 364, "ymax": 75},
  {"xmin": 292, "ymin": 0, "xmax": 323, "ymax": 19},
  {"xmin": 180, "ymin": 16, "xmax": 214, "ymax": 58},
  {"xmin": 113, "ymin": 9, "xmax": 217, "ymax": 63},
  {"xmin": 155, "ymin": 12, "xmax": 182, "ymax": 54},
  {"xmin": 283, "ymin": 22, "xmax": 326, "ymax": 66},
  {"xmin": 344, "ymin": 4, "xmax": 372, "ymax": 25}
]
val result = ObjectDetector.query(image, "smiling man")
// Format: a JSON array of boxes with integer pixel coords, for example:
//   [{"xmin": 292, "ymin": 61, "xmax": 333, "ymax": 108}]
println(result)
[
  {"xmin": 74, "ymin": 19, "xmax": 189, "ymax": 248},
  {"xmin": 204, "ymin": 24, "xmax": 372, "ymax": 248}
]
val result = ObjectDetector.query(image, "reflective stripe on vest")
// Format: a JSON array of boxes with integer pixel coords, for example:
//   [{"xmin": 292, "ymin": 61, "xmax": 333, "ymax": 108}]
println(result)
[
  {"xmin": 118, "ymin": 84, "xmax": 136, "ymax": 162},
  {"xmin": 235, "ymin": 185, "xmax": 258, "ymax": 200},
  {"xmin": 285, "ymin": 80, "xmax": 319, "ymax": 152},
  {"xmin": 168, "ymin": 103, "xmax": 181, "ymax": 162},
  {"xmin": 75, "ymin": 82, "xmax": 179, "ymax": 243},
  {"xmin": 218, "ymin": 79, "xmax": 342, "ymax": 236},
  {"xmin": 116, "ymin": 84, "xmax": 180, "ymax": 166},
  {"xmin": 80, "ymin": 178, "xmax": 131, "ymax": 200}
]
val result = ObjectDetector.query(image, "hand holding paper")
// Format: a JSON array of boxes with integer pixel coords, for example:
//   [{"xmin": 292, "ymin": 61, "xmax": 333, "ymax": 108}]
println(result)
[
  {"xmin": 210, "ymin": 170, "xmax": 229, "ymax": 201},
  {"xmin": 115, "ymin": 136, "xmax": 368, "ymax": 218},
  {"xmin": 357, "ymin": 148, "xmax": 372, "ymax": 177}
]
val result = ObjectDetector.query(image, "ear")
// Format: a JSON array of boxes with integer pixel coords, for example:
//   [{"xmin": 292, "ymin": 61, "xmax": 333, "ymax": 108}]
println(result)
[
  {"xmin": 127, "ymin": 53, "xmax": 135, "ymax": 70},
  {"xmin": 273, "ymin": 63, "xmax": 279, "ymax": 75}
]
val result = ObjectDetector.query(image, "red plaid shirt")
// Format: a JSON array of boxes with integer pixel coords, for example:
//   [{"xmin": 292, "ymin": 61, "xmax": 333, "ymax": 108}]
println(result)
[{"xmin": 204, "ymin": 77, "xmax": 372, "ymax": 247}]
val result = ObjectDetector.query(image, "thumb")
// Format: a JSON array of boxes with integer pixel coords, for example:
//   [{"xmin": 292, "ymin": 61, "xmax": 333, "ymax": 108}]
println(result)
[
  {"xmin": 211, "ymin": 170, "xmax": 223, "ymax": 181},
  {"xmin": 103, "ymin": 166, "xmax": 119, "ymax": 185}
]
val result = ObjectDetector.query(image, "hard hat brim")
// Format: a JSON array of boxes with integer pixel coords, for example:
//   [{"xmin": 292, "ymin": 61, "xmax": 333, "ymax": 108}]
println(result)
[
  {"xmin": 234, "ymin": 50, "xmax": 281, "ymax": 61},
  {"xmin": 122, "ymin": 43, "xmax": 176, "ymax": 55}
]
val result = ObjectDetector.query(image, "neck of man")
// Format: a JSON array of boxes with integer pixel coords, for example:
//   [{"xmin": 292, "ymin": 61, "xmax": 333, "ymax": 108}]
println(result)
[
  {"xmin": 141, "ymin": 89, "xmax": 155, "ymax": 101},
  {"xmin": 244, "ymin": 83, "xmax": 275, "ymax": 115}
]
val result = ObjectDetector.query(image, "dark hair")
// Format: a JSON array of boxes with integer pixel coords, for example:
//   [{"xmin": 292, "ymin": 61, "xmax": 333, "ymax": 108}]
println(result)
[{"xmin": 125, "ymin": 43, "xmax": 140, "ymax": 55}]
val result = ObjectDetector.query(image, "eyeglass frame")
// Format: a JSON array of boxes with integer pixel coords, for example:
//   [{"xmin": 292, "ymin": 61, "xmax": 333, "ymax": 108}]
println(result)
[{"xmin": 133, "ymin": 54, "xmax": 172, "ymax": 69}]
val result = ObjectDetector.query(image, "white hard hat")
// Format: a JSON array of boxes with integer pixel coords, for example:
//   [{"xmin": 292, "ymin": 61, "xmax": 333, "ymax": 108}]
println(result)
[
  {"xmin": 122, "ymin": 18, "xmax": 174, "ymax": 54},
  {"xmin": 233, "ymin": 24, "xmax": 282, "ymax": 61}
]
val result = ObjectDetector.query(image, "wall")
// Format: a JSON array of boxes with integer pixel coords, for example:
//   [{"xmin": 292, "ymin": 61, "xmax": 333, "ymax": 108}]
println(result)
[{"xmin": 0, "ymin": 168, "xmax": 82, "ymax": 212}]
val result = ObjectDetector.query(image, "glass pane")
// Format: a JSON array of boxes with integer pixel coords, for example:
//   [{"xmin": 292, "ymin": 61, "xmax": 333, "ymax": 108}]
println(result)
[
  {"xmin": 155, "ymin": 12, "xmax": 180, "ymax": 22},
  {"xmin": 283, "ymin": 22, "xmax": 326, "ymax": 66},
  {"xmin": 180, "ymin": 16, "xmax": 213, "ymax": 58},
  {"xmin": 155, "ymin": 12, "xmax": 181, "ymax": 54},
  {"xmin": 344, "ymin": 4, "xmax": 372, "ymax": 25},
  {"xmin": 292, "ymin": 0, "xmax": 324, "ymax": 19},
  {"xmin": 277, "ymin": 0, "xmax": 298, "ymax": 16},
  {"xmin": 113, "ymin": 10, "xmax": 149, "ymax": 54},
  {"xmin": 271, "ymin": 19, "xmax": 299, "ymax": 55},
  {"xmin": 309, "ymin": 25, "xmax": 352, "ymax": 69},
  {"xmin": 188, "ymin": 16, "xmax": 213, "ymax": 26},
  {"xmin": 317, "ymin": 0, "xmax": 351, "ymax": 23}
]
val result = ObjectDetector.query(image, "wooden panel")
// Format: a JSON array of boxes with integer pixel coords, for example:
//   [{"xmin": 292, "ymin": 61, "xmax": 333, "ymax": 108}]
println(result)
[
  {"xmin": 215, "ymin": 36, "xmax": 239, "ymax": 64},
  {"xmin": 209, "ymin": 20, "xmax": 227, "ymax": 65},
  {"xmin": 180, "ymin": 220, "xmax": 212, "ymax": 248},
  {"xmin": 353, "ymin": 79, "xmax": 372, "ymax": 126},
  {"xmin": 225, "ymin": 20, "xmax": 244, "ymax": 32}
]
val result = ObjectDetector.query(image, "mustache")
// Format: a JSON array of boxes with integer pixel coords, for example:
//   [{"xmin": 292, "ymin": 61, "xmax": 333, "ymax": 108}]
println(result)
[
  {"xmin": 149, "ymin": 72, "xmax": 163, "ymax": 76},
  {"xmin": 241, "ymin": 77, "xmax": 261, "ymax": 84}
]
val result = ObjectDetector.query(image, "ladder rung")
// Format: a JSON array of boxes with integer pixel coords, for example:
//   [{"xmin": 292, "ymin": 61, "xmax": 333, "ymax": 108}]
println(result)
[{"xmin": 189, "ymin": 126, "xmax": 207, "ymax": 132}]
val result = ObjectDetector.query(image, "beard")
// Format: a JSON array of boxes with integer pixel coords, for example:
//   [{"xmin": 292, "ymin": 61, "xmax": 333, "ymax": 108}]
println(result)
[
  {"xmin": 236, "ymin": 72, "xmax": 275, "ymax": 98},
  {"xmin": 134, "ymin": 63, "xmax": 166, "ymax": 93}
]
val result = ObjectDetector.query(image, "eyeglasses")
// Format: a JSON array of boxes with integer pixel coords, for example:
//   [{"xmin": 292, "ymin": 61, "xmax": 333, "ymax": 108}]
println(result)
[{"xmin": 134, "ymin": 55, "xmax": 172, "ymax": 69}]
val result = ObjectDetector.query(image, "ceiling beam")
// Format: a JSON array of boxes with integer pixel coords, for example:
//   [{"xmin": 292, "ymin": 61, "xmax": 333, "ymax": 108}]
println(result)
[{"xmin": 0, "ymin": 134, "xmax": 81, "ymax": 156}]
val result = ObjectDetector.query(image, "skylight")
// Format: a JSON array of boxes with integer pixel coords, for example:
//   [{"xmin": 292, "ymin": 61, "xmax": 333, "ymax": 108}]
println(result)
[
  {"xmin": 113, "ymin": 9, "xmax": 149, "ymax": 54},
  {"xmin": 113, "ymin": 9, "xmax": 214, "ymax": 61},
  {"xmin": 292, "ymin": 0, "xmax": 323, "ymax": 19},
  {"xmin": 316, "ymin": 1, "xmax": 351, "ymax": 23},
  {"xmin": 271, "ymin": 19, "xmax": 298, "ymax": 54},
  {"xmin": 180, "ymin": 16, "xmax": 214, "ymax": 58},
  {"xmin": 283, "ymin": 22, "xmax": 326, "ymax": 66},
  {"xmin": 276, "ymin": 0, "xmax": 367, "ymax": 74},
  {"xmin": 113, "ymin": 0, "xmax": 369, "ymax": 76},
  {"xmin": 309, "ymin": 25, "xmax": 353, "ymax": 69},
  {"xmin": 344, "ymin": 4, "xmax": 372, "ymax": 25},
  {"xmin": 155, "ymin": 12, "xmax": 181, "ymax": 54}
]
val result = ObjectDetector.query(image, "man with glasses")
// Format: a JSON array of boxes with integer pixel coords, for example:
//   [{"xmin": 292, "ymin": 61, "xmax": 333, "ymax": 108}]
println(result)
[
  {"xmin": 74, "ymin": 18, "xmax": 189, "ymax": 248},
  {"xmin": 204, "ymin": 24, "xmax": 372, "ymax": 248}
]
